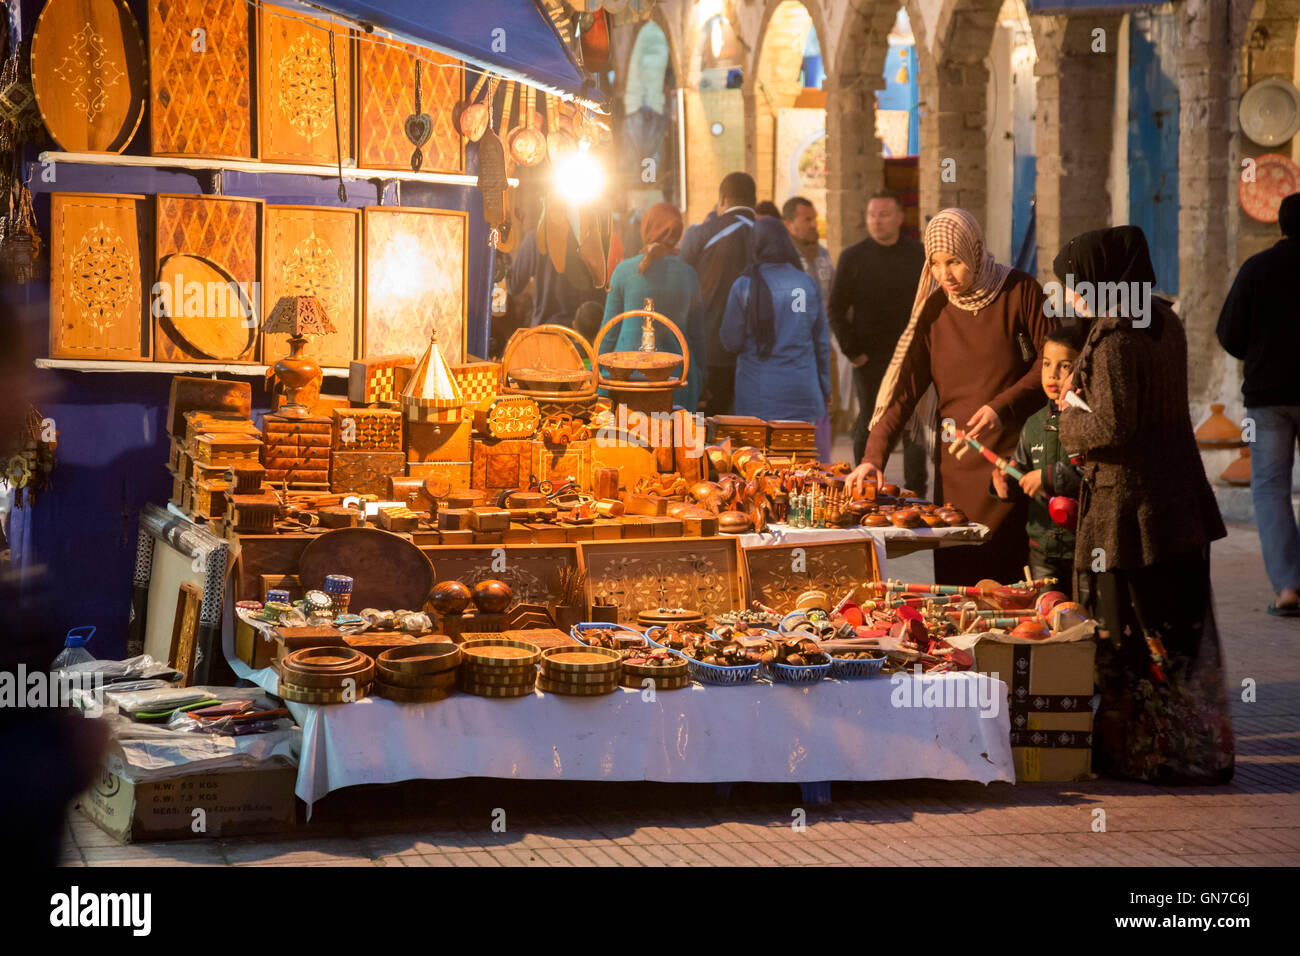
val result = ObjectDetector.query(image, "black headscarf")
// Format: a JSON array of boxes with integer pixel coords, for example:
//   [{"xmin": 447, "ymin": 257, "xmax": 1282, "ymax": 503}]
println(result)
[
  {"xmin": 1052, "ymin": 225, "xmax": 1162, "ymax": 332},
  {"xmin": 743, "ymin": 217, "xmax": 804, "ymax": 358}
]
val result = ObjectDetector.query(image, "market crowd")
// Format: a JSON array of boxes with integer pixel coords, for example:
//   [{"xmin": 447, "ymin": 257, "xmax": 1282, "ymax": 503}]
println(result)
[{"xmin": 501, "ymin": 170, "xmax": 1300, "ymax": 789}]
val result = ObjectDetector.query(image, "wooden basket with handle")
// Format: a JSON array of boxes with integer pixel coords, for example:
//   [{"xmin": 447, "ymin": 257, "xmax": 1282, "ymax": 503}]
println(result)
[
  {"xmin": 592, "ymin": 303, "xmax": 690, "ymax": 392},
  {"xmin": 500, "ymin": 324, "xmax": 597, "ymax": 402}
]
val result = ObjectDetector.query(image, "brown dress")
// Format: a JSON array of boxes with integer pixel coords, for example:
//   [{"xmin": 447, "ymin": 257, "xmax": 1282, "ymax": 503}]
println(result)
[{"xmin": 864, "ymin": 269, "xmax": 1053, "ymax": 584}]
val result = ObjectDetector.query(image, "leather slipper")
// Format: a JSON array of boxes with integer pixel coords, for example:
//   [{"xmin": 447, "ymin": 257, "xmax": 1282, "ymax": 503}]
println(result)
[{"xmin": 1267, "ymin": 603, "xmax": 1300, "ymax": 617}]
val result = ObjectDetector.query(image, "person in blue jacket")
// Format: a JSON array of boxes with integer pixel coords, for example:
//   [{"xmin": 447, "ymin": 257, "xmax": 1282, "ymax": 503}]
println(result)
[{"xmin": 720, "ymin": 217, "xmax": 832, "ymax": 461}]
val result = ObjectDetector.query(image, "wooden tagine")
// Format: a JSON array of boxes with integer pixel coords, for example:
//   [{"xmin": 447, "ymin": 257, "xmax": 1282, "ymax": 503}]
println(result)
[
  {"xmin": 1220, "ymin": 447, "xmax": 1251, "ymax": 486},
  {"xmin": 1195, "ymin": 404, "xmax": 1245, "ymax": 449}
]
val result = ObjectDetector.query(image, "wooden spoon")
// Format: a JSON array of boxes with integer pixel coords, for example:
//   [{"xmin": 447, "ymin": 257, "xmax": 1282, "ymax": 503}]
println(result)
[
  {"xmin": 511, "ymin": 85, "xmax": 547, "ymax": 167},
  {"xmin": 545, "ymin": 93, "xmax": 576, "ymax": 164}
]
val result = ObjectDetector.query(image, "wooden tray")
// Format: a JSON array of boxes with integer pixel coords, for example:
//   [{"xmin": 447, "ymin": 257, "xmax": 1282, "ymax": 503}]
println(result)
[
  {"xmin": 374, "ymin": 666, "xmax": 457, "ymax": 690},
  {"xmin": 150, "ymin": 0, "xmax": 253, "ymax": 159},
  {"xmin": 356, "ymin": 39, "xmax": 462, "ymax": 172},
  {"xmin": 50, "ymin": 193, "xmax": 151, "ymax": 360},
  {"xmin": 579, "ymin": 537, "xmax": 744, "ymax": 627},
  {"xmin": 539, "ymin": 646, "xmax": 621, "ymax": 675},
  {"xmin": 263, "ymin": 205, "xmax": 360, "ymax": 368},
  {"xmin": 744, "ymin": 540, "xmax": 876, "ymax": 615},
  {"xmin": 277, "ymin": 679, "xmax": 370, "ymax": 704},
  {"xmin": 363, "ymin": 206, "xmax": 467, "ymax": 361},
  {"xmin": 257, "ymin": 4, "xmax": 353, "ymax": 164},
  {"xmin": 459, "ymin": 637, "xmax": 541, "ymax": 667},
  {"xmin": 374, "ymin": 682, "xmax": 452, "ymax": 703},
  {"xmin": 414, "ymin": 544, "xmax": 579, "ymax": 612},
  {"xmin": 32, "ymin": 0, "xmax": 147, "ymax": 152},
  {"xmin": 298, "ymin": 527, "xmax": 435, "ymax": 612},
  {"xmin": 376, "ymin": 641, "xmax": 460, "ymax": 674}
]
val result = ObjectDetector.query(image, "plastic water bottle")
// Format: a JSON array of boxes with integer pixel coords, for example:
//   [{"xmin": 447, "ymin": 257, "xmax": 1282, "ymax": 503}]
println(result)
[{"xmin": 52, "ymin": 626, "xmax": 96, "ymax": 670}]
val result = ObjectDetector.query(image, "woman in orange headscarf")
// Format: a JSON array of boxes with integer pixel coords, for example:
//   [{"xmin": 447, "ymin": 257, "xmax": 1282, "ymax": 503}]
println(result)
[{"xmin": 600, "ymin": 202, "xmax": 704, "ymax": 411}]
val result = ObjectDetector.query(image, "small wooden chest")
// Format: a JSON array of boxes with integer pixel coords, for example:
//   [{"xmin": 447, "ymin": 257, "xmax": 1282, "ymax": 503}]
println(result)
[
  {"xmin": 330, "ymin": 450, "xmax": 406, "ymax": 496},
  {"xmin": 471, "ymin": 439, "xmax": 534, "ymax": 493},
  {"xmin": 709, "ymin": 415, "xmax": 768, "ymax": 448},
  {"xmin": 348, "ymin": 354, "xmax": 415, "ymax": 406},
  {"xmin": 331, "ymin": 407, "xmax": 402, "ymax": 451},
  {"xmin": 407, "ymin": 419, "xmax": 472, "ymax": 462}
]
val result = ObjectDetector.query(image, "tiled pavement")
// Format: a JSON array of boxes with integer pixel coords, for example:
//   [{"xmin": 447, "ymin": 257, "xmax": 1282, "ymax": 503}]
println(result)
[{"xmin": 60, "ymin": 522, "xmax": 1300, "ymax": 866}]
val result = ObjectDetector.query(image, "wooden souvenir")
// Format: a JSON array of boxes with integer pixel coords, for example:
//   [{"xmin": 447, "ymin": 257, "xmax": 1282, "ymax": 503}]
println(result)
[
  {"xmin": 467, "ymin": 507, "xmax": 510, "ymax": 533},
  {"xmin": 474, "ymin": 396, "xmax": 540, "ymax": 439},
  {"xmin": 387, "ymin": 476, "xmax": 436, "ymax": 512},
  {"xmin": 377, "ymin": 505, "xmax": 419, "ymax": 532},
  {"xmin": 533, "ymin": 440, "xmax": 592, "ymax": 492},
  {"xmin": 331, "ymin": 407, "xmax": 401, "ymax": 451},
  {"xmin": 257, "ymin": 5, "xmax": 353, "ymax": 165},
  {"xmin": 709, "ymin": 415, "xmax": 768, "ymax": 448},
  {"xmin": 591, "ymin": 440, "xmax": 659, "ymax": 492},
  {"xmin": 579, "ymin": 537, "xmax": 745, "ymax": 627},
  {"xmin": 406, "ymin": 419, "xmax": 472, "ymax": 463},
  {"xmin": 451, "ymin": 361, "xmax": 501, "ymax": 411},
  {"xmin": 414, "ymin": 544, "xmax": 579, "ymax": 611},
  {"xmin": 767, "ymin": 420, "xmax": 816, "ymax": 453},
  {"xmin": 348, "ymin": 354, "xmax": 416, "ymax": 406},
  {"xmin": 168, "ymin": 582, "xmax": 204, "ymax": 686},
  {"xmin": 623, "ymin": 493, "xmax": 669, "ymax": 517},
  {"xmin": 260, "ymin": 573, "xmax": 303, "ymax": 603},
  {"xmin": 195, "ymin": 433, "xmax": 262, "ymax": 465},
  {"xmin": 149, "ymin": 0, "xmax": 253, "ymax": 159},
  {"xmin": 319, "ymin": 505, "xmax": 363, "ymax": 528},
  {"xmin": 227, "ymin": 463, "xmax": 267, "ymax": 494},
  {"xmin": 744, "ymin": 541, "xmax": 877, "ymax": 615},
  {"xmin": 674, "ymin": 415, "xmax": 706, "ymax": 483},
  {"xmin": 190, "ymin": 478, "xmax": 230, "ymax": 519},
  {"xmin": 263, "ymin": 205, "xmax": 360, "ymax": 368},
  {"xmin": 183, "ymin": 412, "xmax": 260, "ymax": 446},
  {"xmin": 593, "ymin": 466, "xmax": 621, "ymax": 501},
  {"xmin": 229, "ymin": 494, "xmax": 280, "ymax": 533},
  {"xmin": 438, "ymin": 529, "xmax": 474, "ymax": 545},
  {"xmin": 437, "ymin": 509, "xmax": 470, "ymax": 530},
  {"xmin": 407, "ymin": 460, "xmax": 471, "ymax": 487},
  {"xmin": 356, "ymin": 39, "xmax": 462, "ymax": 172},
  {"xmin": 472, "ymin": 438, "xmax": 534, "ymax": 492},
  {"xmin": 153, "ymin": 194, "xmax": 262, "ymax": 363},
  {"xmin": 31, "ymin": 0, "xmax": 147, "ymax": 153},
  {"xmin": 640, "ymin": 516, "xmax": 684, "ymax": 537},
  {"xmin": 298, "ymin": 526, "xmax": 434, "ymax": 611},
  {"xmin": 50, "ymin": 193, "xmax": 151, "ymax": 360},
  {"xmin": 167, "ymin": 440, "xmax": 183, "ymax": 473},
  {"xmin": 262, "ymin": 413, "xmax": 331, "ymax": 485},
  {"xmin": 363, "ymin": 207, "xmax": 467, "ymax": 361},
  {"xmin": 503, "ymin": 523, "xmax": 536, "ymax": 544},
  {"xmin": 330, "ymin": 450, "xmax": 405, "ymax": 496},
  {"xmin": 167, "ymin": 377, "xmax": 251, "ymax": 436}
]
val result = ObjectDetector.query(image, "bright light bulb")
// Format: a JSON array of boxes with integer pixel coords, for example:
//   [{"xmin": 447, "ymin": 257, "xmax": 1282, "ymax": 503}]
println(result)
[{"xmin": 553, "ymin": 149, "xmax": 606, "ymax": 205}]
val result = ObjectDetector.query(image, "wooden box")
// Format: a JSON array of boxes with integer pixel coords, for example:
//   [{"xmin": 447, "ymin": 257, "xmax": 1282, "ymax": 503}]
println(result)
[
  {"xmin": 452, "ymin": 361, "xmax": 501, "ymax": 411},
  {"xmin": 413, "ymin": 544, "xmax": 580, "ymax": 612},
  {"xmin": 533, "ymin": 440, "xmax": 592, "ymax": 492},
  {"xmin": 348, "ymin": 354, "xmax": 415, "ymax": 406},
  {"xmin": 150, "ymin": 0, "xmax": 253, "ymax": 160},
  {"xmin": 472, "ymin": 439, "xmax": 534, "ymax": 493},
  {"xmin": 407, "ymin": 419, "xmax": 472, "ymax": 463},
  {"xmin": 356, "ymin": 40, "xmax": 462, "ymax": 172},
  {"xmin": 168, "ymin": 377, "xmax": 251, "ymax": 437},
  {"xmin": 437, "ymin": 508, "xmax": 470, "ymax": 530},
  {"xmin": 184, "ymin": 412, "xmax": 260, "ymax": 449},
  {"xmin": 50, "ymin": 193, "xmax": 152, "ymax": 360},
  {"xmin": 153, "ymin": 194, "xmax": 262, "ymax": 363},
  {"xmin": 228, "ymin": 463, "xmax": 266, "ymax": 494},
  {"xmin": 591, "ymin": 440, "xmax": 659, "ymax": 494},
  {"xmin": 579, "ymin": 537, "xmax": 746, "ymax": 627},
  {"xmin": 407, "ymin": 460, "xmax": 471, "ymax": 488},
  {"xmin": 235, "ymin": 617, "xmax": 277, "ymax": 670},
  {"xmin": 331, "ymin": 407, "xmax": 402, "ymax": 451},
  {"xmin": 262, "ymin": 414, "xmax": 332, "ymax": 485},
  {"xmin": 195, "ymin": 433, "xmax": 262, "ymax": 466},
  {"xmin": 377, "ymin": 506, "xmax": 418, "ymax": 532},
  {"xmin": 330, "ymin": 450, "xmax": 405, "ymax": 496},
  {"xmin": 229, "ymin": 494, "xmax": 280, "ymax": 533},
  {"xmin": 525, "ymin": 523, "xmax": 568, "ymax": 544},
  {"xmin": 388, "ymin": 476, "xmax": 436, "ymax": 512},
  {"xmin": 257, "ymin": 5, "xmax": 353, "ymax": 165},
  {"xmin": 467, "ymin": 507, "xmax": 510, "ymax": 533},
  {"xmin": 474, "ymin": 396, "xmax": 540, "ymax": 439},
  {"xmin": 767, "ymin": 420, "xmax": 816, "ymax": 453},
  {"xmin": 744, "ymin": 541, "xmax": 877, "ymax": 615},
  {"xmin": 190, "ymin": 477, "xmax": 230, "ymax": 519},
  {"xmin": 709, "ymin": 415, "xmax": 768, "ymax": 448}
]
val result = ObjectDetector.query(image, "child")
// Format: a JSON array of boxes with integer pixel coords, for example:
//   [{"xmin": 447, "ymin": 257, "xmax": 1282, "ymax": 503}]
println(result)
[{"xmin": 991, "ymin": 324, "xmax": 1086, "ymax": 592}]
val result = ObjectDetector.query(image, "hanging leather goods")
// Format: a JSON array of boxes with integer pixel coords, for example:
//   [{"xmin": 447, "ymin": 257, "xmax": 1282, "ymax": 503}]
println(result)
[{"xmin": 476, "ymin": 79, "xmax": 509, "ymax": 228}]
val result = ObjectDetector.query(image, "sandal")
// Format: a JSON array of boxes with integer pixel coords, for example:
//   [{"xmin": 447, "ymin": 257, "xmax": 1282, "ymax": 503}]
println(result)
[{"xmin": 1267, "ymin": 603, "xmax": 1300, "ymax": 617}]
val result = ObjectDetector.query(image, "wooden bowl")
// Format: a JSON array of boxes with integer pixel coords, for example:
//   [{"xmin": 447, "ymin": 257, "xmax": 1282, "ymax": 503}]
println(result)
[
  {"xmin": 430, "ymin": 580, "xmax": 472, "ymax": 616},
  {"xmin": 472, "ymin": 579, "xmax": 513, "ymax": 613}
]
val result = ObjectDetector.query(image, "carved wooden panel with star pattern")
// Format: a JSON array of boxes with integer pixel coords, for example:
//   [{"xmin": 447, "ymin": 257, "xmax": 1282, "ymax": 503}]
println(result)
[
  {"xmin": 50, "ymin": 193, "xmax": 152, "ymax": 360},
  {"xmin": 263, "ymin": 205, "xmax": 360, "ymax": 368},
  {"xmin": 149, "ymin": 0, "xmax": 254, "ymax": 159},
  {"xmin": 257, "ymin": 4, "xmax": 353, "ymax": 165},
  {"xmin": 356, "ymin": 39, "xmax": 462, "ymax": 173},
  {"xmin": 578, "ymin": 538, "xmax": 745, "ymax": 626},
  {"xmin": 743, "ymin": 541, "xmax": 876, "ymax": 615}
]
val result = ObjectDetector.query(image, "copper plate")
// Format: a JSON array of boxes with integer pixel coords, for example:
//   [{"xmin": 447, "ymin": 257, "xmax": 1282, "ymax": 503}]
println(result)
[{"xmin": 298, "ymin": 526, "xmax": 435, "ymax": 612}]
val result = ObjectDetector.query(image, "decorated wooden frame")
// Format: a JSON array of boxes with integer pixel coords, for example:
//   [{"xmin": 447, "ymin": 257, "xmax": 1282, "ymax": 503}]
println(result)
[
  {"xmin": 742, "ymin": 539, "xmax": 880, "ymax": 615},
  {"xmin": 415, "ymin": 544, "xmax": 580, "ymax": 612},
  {"xmin": 262, "ymin": 204, "xmax": 361, "ymax": 368},
  {"xmin": 355, "ymin": 38, "xmax": 463, "ymax": 173},
  {"xmin": 578, "ymin": 537, "xmax": 746, "ymax": 627},
  {"xmin": 362, "ymin": 205, "xmax": 468, "ymax": 362}
]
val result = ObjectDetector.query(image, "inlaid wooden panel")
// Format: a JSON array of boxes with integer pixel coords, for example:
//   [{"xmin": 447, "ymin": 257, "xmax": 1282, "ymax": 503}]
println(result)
[
  {"xmin": 362, "ymin": 206, "xmax": 467, "ymax": 362},
  {"xmin": 50, "ymin": 193, "xmax": 151, "ymax": 360},
  {"xmin": 578, "ymin": 538, "xmax": 745, "ymax": 626},
  {"xmin": 414, "ymin": 544, "xmax": 578, "ymax": 610},
  {"xmin": 149, "ymin": 0, "xmax": 253, "ymax": 158},
  {"xmin": 357, "ymin": 40, "xmax": 462, "ymax": 172},
  {"xmin": 153, "ymin": 194, "xmax": 262, "ymax": 363},
  {"xmin": 263, "ymin": 205, "xmax": 359, "ymax": 368},
  {"xmin": 257, "ymin": 4, "xmax": 353, "ymax": 165},
  {"xmin": 744, "ymin": 541, "xmax": 874, "ymax": 615}
]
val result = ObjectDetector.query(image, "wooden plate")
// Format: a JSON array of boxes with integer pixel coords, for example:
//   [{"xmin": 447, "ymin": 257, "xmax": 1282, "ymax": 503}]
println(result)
[
  {"xmin": 374, "ymin": 682, "xmax": 452, "ymax": 703},
  {"xmin": 156, "ymin": 253, "xmax": 256, "ymax": 359},
  {"xmin": 278, "ymin": 680, "xmax": 371, "ymax": 704},
  {"xmin": 376, "ymin": 642, "xmax": 461, "ymax": 674},
  {"xmin": 460, "ymin": 638, "xmax": 541, "ymax": 667},
  {"xmin": 536, "ymin": 676, "xmax": 620, "ymax": 696},
  {"xmin": 280, "ymin": 661, "xmax": 375, "ymax": 690},
  {"xmin": 538, "ymin": 667, "xmax": 621, "ymax": 685},
  {"xmin": 283, "ymin": 645, "xmax": 369, "ymax": 669},
  {"xmin": 346, "ymin": 634, "xmax": 453, "ymax": 660},
  {"xmin": 299, "ymin": 527, "xmax": 435, "ymax": 613},
  {"xmin": 1239, "ymin": 153, "xmax": 1300, "ymax": 223},
  {"xmin": 540, "ymin": 646, "xmax": 621, "ymax": 675},
  {"xmin": 458, "ymin": 667, "xmax": 537, "ymax": 687},
  {"xmin": 619, "ymin": 673, "xmax": 690, "ymax": 690},
  {"xmin": 31, "ymin": 0, "xmax": 148, "ymax": 153},
  {"xmin": 375, "ymin": 665, "xmax": 458, "ymax": 690},
  {"xmin": 458, "ymin": 682, "xmax": 535, "ymax": 698}
]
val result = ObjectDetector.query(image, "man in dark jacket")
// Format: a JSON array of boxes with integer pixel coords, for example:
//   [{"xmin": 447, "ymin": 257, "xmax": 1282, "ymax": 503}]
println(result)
[
  {"xmin": 1217, "ymin": 192, "xmax": 1300, "ymax": 616},
  {"xmin": 679, "ymin": 171, "xmax": 757, "ymax": 416},
  {"xmin": 827, "ymin": 191, "xmax": 927, "ymax": 492}
]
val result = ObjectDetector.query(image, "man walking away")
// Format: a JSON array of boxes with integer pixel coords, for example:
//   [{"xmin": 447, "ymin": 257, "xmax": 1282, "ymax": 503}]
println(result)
[
  {"xmin": 1216, "ymin": 191, "xmax": 1300, "ymax": 617},
  {"xmin": 784, "ymin": 196, "xmax": 842, "ymax": 455},
  {"xmin": 828, "ymin": 190, "xmax": 928, "ymax": 494},
  {"xmin": 680, "ymin": 171, "xmax": 757, "ymax": 416}
]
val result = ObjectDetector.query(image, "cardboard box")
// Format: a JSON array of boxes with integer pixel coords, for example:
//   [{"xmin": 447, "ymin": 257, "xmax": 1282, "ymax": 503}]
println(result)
[
  {"xmin": 78, "ymin": 765, "xmax": 296, "ymax": 843},
  {"xmin": 973, "ymin": 636, "xmax": 1097, "ymax": 782}
]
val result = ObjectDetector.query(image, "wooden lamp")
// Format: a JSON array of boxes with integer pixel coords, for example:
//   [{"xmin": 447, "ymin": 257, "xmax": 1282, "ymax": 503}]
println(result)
[{"xmin": 263, "ymin": 295, "xmax": 336, "ymax": 417}]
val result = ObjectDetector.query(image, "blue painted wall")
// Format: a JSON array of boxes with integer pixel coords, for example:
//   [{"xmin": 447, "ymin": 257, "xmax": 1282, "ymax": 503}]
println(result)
[
  {"xmin": 877, "ymin": 43, "xmax": 920, "ymax": 157},
  {"xmin": 1128, "ymin": 10, "xmax": 1180, "ymax": 295}
]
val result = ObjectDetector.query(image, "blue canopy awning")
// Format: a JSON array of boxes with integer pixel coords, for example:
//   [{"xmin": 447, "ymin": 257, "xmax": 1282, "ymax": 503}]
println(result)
[{"xmin": 288, "ymin": 0, "xmax": 604, "ymax": 109}]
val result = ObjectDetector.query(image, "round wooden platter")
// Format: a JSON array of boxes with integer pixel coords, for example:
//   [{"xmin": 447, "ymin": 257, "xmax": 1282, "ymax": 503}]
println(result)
[
  {"xmin": 375, "ymin": 665, "xmax": 458, "ymax": 690},
  {"xmin": 377, "ymin": 642, "xmax": 461, "ymax": 675},
  {"xmin": 536, "ymin": 676, "xmax": 621, "ymax": 696},
  {"xmin": 31, "ymin": 0, "xmax": 148, "ymax": 153},
  {"xmin": 156, "ymin": 254, "xmax": 256, "ymax": 360},
  {"xmin": 620, "ymin": 659, "xmax": 688, "ymax": 681},
  {"xmin": 281, "ymin": 648, "xmax": 375, "ymax": 689},
  {"xmin": 457, "ymin": 681, "xmax": 536, "ymax": 699},
  {"xmin": 460, "ymin": 638, "xmax": 541, "ymax": 668},
  {"xmin": 278, "ymin": 680, "xmax": 372, "ymax": 705},
  {"xmin": 619, "ymin": 672, "xmax": 690, "ymax": 691},
  {"xmin": 538, "ymin": 666, "xmax": 622, "ymax": 685},
  {"xmin": 636, "ymin": 608, "xmax": 707, "ymax": 629},
  {"xmin": 374, "ymin": 682, "xmax": 453, "ymax": 704},
  {"xmin": 459, "ymin": 667, "xmax": 537, "ymax": 687},
  {"xmin": 539, "ymin": 646, "xmax": 621, "ymax": 676},
  {"xmin": 298, "ymin": 527, "xmax": 435, "ymax": 614}
]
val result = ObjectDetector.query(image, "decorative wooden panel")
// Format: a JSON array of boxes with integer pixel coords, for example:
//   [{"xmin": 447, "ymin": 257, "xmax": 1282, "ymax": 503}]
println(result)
[
  {"xmin": 31, "ymin": 0, "xmax": 147, "ymax": 153},
  {"xmin": 357, "ymin": 40, "xmax": 462, "ymax": 172},
  {"xmin": 257, "ymin": 4, "xmax": 353, "ymax": 165},
  {"xmin": 362, "ymin": 206, "xmax": 467, "ymax": 362},
  {"xmin": 263, "ymin": 205, "xmax": 359, "ymax": 368},
  {"xmin": 533, "ymin": 440, "xmax": 592, "ymax": 492},
  {"xmin": 579, "ymin": 538, "xmax": 745, "ymax": 626},
  {"xmin": 471, "ymin": 438, "xmax": 533, "ymax": 492},
  {"xmin": 743, "ymin": 541, "xmax": 874, "ymax": 615},
  {"xmin": 50, "ymin": 193, "xmax": 151, "ymax": 360},
  {"xmin": 414, "ymin": 544, "xmax": 578, "ymax": 610},
  {"xmin": 153, "ymin": 194, "xmax": 262, "ymax": 363},
  {"xmin": 149, "ymin": 0, "xmax": 253, "ymax": 159}
]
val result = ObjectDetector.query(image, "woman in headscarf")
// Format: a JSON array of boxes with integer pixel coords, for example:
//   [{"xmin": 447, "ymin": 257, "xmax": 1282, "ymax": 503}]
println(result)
[
  {"xmin": 600, "ymin": 202, "xmax": 704, "ymax": 411},
  {"xmin": 846, "ymin": 208, "xmax": 1054, "ymax": 584},
  {"xmin": 1053, "ymin": 225, "xmax": 1233, "ymax": 784},
  {"xmin": 719, "ymin": 217, "xmax": 832, "ymax": 460}
]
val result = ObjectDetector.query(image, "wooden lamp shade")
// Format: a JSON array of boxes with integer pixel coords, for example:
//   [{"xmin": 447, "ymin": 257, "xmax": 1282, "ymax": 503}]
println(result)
[{"xmin": 263, "ymin": 295, "xmax": 337, "ymax": 416}]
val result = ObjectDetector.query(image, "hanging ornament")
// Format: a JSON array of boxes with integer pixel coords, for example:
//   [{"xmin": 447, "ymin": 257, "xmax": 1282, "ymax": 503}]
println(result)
[
  {"xmin": 2, "ymin": 407, "xmax": 57, "ymax": 507},
  {"xmin": 404, "ymin": 57, "xmax": 433, "ymax": 172},
  {"xmin": 1, "ymin": 179, "xmax": 43, "ymax": 285},
  {"xmin": 476, "ymin": 79, "xmax": 509, "ymax": 228}
]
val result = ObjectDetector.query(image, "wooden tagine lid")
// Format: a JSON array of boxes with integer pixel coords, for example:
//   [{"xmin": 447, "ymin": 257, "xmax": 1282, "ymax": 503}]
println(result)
[
  {"xmin": 1195, "ymin": 403, "xmax": 1244, "ymax": 449},
  {"xmin": 636, "ymin": 607, "xmax": 706, "ymax": 629},
  {"xmin": 1220, "ymin": 447, "xmax": 1251, "ymax": 486}
]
